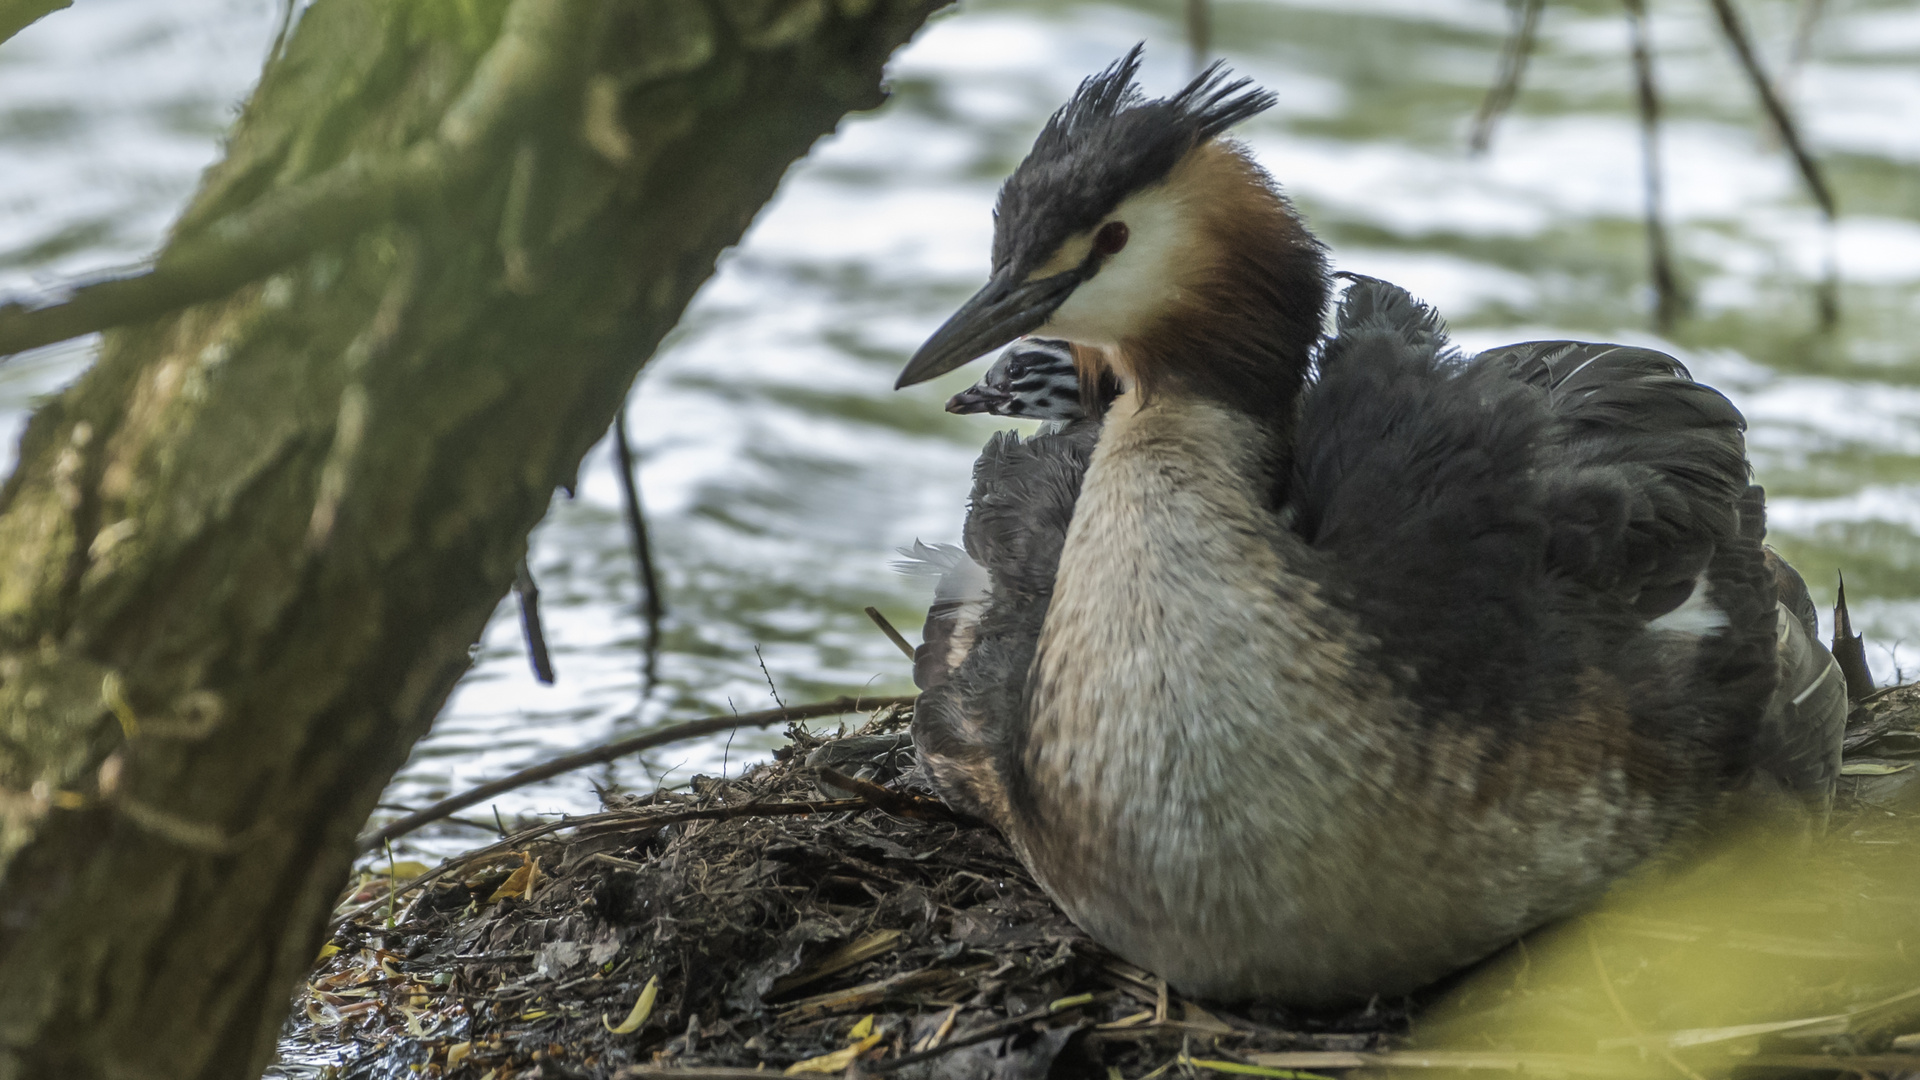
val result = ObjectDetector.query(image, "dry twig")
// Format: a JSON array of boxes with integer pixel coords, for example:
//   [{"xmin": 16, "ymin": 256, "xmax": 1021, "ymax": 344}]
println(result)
[
  {"xmin": 864, "ymin": 606, "xmax": 916, "ymax": 661},
  {"xmin": 355, "ymin": 694, "xmax": 912, "ymax": 850}
]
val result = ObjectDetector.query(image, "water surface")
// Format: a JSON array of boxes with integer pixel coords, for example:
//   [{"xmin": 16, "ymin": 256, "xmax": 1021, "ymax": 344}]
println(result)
[{"xmin": 2, "ymin": 0, "xmax": 1917, "ymax": 861}]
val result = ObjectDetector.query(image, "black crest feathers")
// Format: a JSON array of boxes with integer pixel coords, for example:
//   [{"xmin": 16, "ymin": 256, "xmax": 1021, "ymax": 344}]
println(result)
[{"xmin": 992, "ymin": 46, "xmax": 1277, "ymax": 276}]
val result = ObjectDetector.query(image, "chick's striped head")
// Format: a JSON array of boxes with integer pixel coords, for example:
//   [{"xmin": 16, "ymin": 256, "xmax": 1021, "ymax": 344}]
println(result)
[{"xmin": 947, "ymin": 338, "xmax": 1085, "ymax": 421}]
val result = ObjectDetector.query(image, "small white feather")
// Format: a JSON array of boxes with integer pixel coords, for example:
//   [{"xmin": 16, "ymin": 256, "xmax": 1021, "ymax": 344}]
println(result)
[
  {"xmin": 1647, "ymin": 573, "xmax": 1729, "ymax": 635},
  {"xmin": 893, "ymin": 540, "xmax": 991, "ymax": 605}
]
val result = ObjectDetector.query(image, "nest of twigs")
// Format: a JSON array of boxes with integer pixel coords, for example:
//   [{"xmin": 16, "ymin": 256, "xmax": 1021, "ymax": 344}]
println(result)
[{"xmin": 279, "ymin": 689, "xmax": 1920, "ymax": 1080}]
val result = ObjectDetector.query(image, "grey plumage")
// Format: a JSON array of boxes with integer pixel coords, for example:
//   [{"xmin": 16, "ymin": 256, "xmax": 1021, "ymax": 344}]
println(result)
[{"xmin": 907, "ymin": 422, "xmax": 1097, "ymax": 823}]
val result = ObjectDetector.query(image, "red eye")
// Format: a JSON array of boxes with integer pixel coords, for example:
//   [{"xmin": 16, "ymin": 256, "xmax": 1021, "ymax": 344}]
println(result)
[{"xmin": 1093, "ymin": 221, "xmax": 1129, "ymax": 257}]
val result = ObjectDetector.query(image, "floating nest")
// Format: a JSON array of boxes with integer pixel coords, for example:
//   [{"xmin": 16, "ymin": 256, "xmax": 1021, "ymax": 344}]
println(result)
[{"xmin": 278, "ymin": 688, "xmax": 1920, "ymax": 1080}]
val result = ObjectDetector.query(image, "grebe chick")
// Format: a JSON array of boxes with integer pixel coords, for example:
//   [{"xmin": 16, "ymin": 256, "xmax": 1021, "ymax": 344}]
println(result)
[
  {"xmin": 893, "ymin": 48, "xmax": 1846, "ymax": 1004},
  {"xmin": 947, "ymin": 337, "xmax": 1118, "ymax": 423}
]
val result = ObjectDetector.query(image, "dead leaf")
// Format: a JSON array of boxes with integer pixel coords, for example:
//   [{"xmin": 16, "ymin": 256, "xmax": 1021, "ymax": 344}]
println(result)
[
  {"xmin": 785, "ymin": 1031, "xmax": 882, "ymax": 1074},
  {"xmin": 1842, "ymin": 761, "xmax": 1914, "ymax": 776},
  {"xmin": 488, "ymin": 856, "xmax": 533, "ymax": 902},
  {"xmin": 603, "ymin": 975, "xmax": 659, "ymax": 1034}
]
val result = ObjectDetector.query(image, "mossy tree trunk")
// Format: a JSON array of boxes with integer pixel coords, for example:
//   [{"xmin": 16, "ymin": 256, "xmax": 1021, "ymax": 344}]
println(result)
[{"xmin": 0, "ymin": 1, "xmax": 939, "ymax": 1077}]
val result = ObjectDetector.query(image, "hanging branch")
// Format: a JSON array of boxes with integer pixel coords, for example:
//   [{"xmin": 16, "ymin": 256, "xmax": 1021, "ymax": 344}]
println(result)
[
  {"xmin": 612, "ymin": 411, "xmax": 664, "ymax": 693},
  {"xmin": 1469, "ymin": 0, "xmax": 1545, "ymax": 154},
  {"xmin": 1623, "ymin": 0, "xmax": 1684, "ymax": 330},
  {"xmin": 1787, "ymin": 0, "xmax": 1830, "ymax": 77},
  {"xmin": 1707, "ymin": 0, "xmax": 1833, "ymax": 218},
  {"xmin": 0, "ymin": 0, "xmax": 579, "ymax": 359},
  {"xmin": 1706, "ymin": 0, "xmax": 1838, "ymax": 326},
  {"xmin": 1184, "ymin": 0, "xmax": 1211, "ymax": 76},
  {"xmin": 513, "ymin": 556, "xmax": 556, "ymax": 684}
]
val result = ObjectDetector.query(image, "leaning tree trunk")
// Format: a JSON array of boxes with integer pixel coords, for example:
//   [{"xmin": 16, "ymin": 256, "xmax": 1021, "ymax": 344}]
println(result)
[{"xmin": 0, "ymin": 1, "xmax": 939, "ymax": 1077}]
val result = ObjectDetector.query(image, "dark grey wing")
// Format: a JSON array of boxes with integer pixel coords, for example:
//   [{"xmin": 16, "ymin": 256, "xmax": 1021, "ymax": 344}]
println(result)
[
  {"xmin": 911, "ymin": 422, "xmax": 1097, "ymax": 828},
  {"xmin": 1293, "ymin": 281, "xmax": 1798, "ymax": 812},
  {"xmin": 1750, "ymin": 541, "xmax": 1845, "ymax": 817},
  {"xmin": 1486, "ymin": 342, "xmax": 1846, "ymax": 810},
  {"xmin": 1477, "ymin": 340, "xmax": 1750, "ymax": 621},
  {"xmin": 1765, "ymin": 545, "xmax": 1820, "ymax": 641},
  {"xmin": 1754, "ymin": 596, "xmax": 1847, "ymax": 819}
]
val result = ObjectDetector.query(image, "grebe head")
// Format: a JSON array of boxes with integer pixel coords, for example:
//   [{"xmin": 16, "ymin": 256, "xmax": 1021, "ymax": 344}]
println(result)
[{"xmin": 898, "ymin": 46, "xmax": 1329, "ymax": 418}]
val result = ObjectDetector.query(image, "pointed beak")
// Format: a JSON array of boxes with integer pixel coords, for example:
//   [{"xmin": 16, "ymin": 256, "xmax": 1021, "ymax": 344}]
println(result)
[{"xmin": 897, "ymin": 268, "xmax": 1082, "ymax": 389}]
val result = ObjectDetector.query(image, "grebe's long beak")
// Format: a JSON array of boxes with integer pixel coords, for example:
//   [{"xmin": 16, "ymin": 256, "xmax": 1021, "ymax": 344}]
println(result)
[{"xmin": 896, "ymin": 268, "xmax": 1081, "ymax": 388}]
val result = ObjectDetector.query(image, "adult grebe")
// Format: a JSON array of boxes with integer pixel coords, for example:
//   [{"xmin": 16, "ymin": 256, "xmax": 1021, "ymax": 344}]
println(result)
[{"xmin": 895, "ymin": 49, "xmax": 1846, "ymax": 1003}]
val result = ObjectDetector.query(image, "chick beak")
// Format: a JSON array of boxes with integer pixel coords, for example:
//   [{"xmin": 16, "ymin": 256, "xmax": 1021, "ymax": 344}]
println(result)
[
  {"xmin": 896, "ymin": 268, "xmax": 1082, "ymax": 389},
  {"xmin": 945, "ymin": 383, "xmax": 1013, "ymax": 415}
]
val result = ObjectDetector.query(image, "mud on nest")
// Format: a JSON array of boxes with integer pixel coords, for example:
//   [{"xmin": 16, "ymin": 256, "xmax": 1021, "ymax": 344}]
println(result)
[
  {"xmin": 283, "ymin": 689, "xmax": 1920, "ymax": 1080},
  {"xmin": 284, "ymin": 705, "xmax": 1404, "ymax": 1080}
]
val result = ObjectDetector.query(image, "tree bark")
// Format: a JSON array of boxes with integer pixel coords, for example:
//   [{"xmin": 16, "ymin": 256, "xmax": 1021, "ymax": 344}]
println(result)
[
  {"xmin": 0, "ymin": 0, "xmax": 69, "ymax": 49},
  {"xmin": 0, "ymin": 1, "xmax": 939, "ymax": 1077}
]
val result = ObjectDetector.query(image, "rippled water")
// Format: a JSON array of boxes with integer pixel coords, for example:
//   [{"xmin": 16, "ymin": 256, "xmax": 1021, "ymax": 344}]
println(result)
[{"xmin": 3, "ymin": 0, "xmax": 1918, "ymax": 861}]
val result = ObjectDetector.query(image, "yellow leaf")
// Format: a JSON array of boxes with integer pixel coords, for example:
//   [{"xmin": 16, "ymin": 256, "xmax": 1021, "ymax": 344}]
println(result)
[
  {"xmin": 488, "ymin": 859, "xmax": 533, "ymax": 902},
  {"xmin": 446, "ymin": 1042, "xmax": 471, "ymax": 1069},
  {"xmin": 378, "ymin": 860, "xmax": 431, "ymax": 879},
  {"xmin": 786, "ymin": 1032, "xmax": 882, "ymax": 1074},
  {"xmin": 520, "ymin": 1009, "xmax": 549, "ymax": 1020},
  {"xmin": 602, "ymin": 975, "xmax": 659, "ymax": 1034},
  {"xmin": 315, "ymin": 943, "xmax": 341, "ymax": 963},
  {"xmin": 1841, "ymin": 761, "xmax": 1914, "ymax": 776},
  {"xmin": 846, "ymin": 1014, "xmax": 874, "ymax": 1041}
]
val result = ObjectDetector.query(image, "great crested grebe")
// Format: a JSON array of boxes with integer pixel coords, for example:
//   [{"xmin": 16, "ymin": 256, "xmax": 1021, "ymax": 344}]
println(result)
[{"xmin": 894, "ymin": 49, "xmax": 1847, "ymax": 1004}]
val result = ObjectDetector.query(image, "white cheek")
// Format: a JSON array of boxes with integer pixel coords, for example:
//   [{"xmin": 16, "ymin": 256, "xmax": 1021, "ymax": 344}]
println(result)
[{"xmin": 1039, "ymin": 188, "xmax": 1190, "ymax": 347}]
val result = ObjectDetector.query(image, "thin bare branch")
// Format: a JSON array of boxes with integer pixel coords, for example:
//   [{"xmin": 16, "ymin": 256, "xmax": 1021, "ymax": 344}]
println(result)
[
  {"xmin": 1787, "ymin": 0, "xmax": 1830, "ymax": 81},
  {"xmin": 1707, "ymin": 0, "xmax": 1834, "ymax": 220},
  {"xmin": 612, "ymin": 412, "xmax": 664, "ymax": 693},
  {"xmin": 513, "ymin": 556, "xmax": 556, "ymax": 685},
  {"xmin": 1469, "ymin": 0, "xmax": 1545, "ymax": 154},
  {"xmin": 1624, "ymin": 0, "xmax": 1685, "ymax": 330},
  {"xmin": 354, "ymin": 694, "xmax": 914, "ymax": 851},
  {"xmin": 1185, "ymin": 0, "xmax": 1210, "ymax": 75}
]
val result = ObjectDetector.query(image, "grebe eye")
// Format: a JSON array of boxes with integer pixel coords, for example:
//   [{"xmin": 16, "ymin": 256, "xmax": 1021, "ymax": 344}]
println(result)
[{"xmin": 1093, "ymin": 221, "xmax": 1129, "ymax": 257}]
